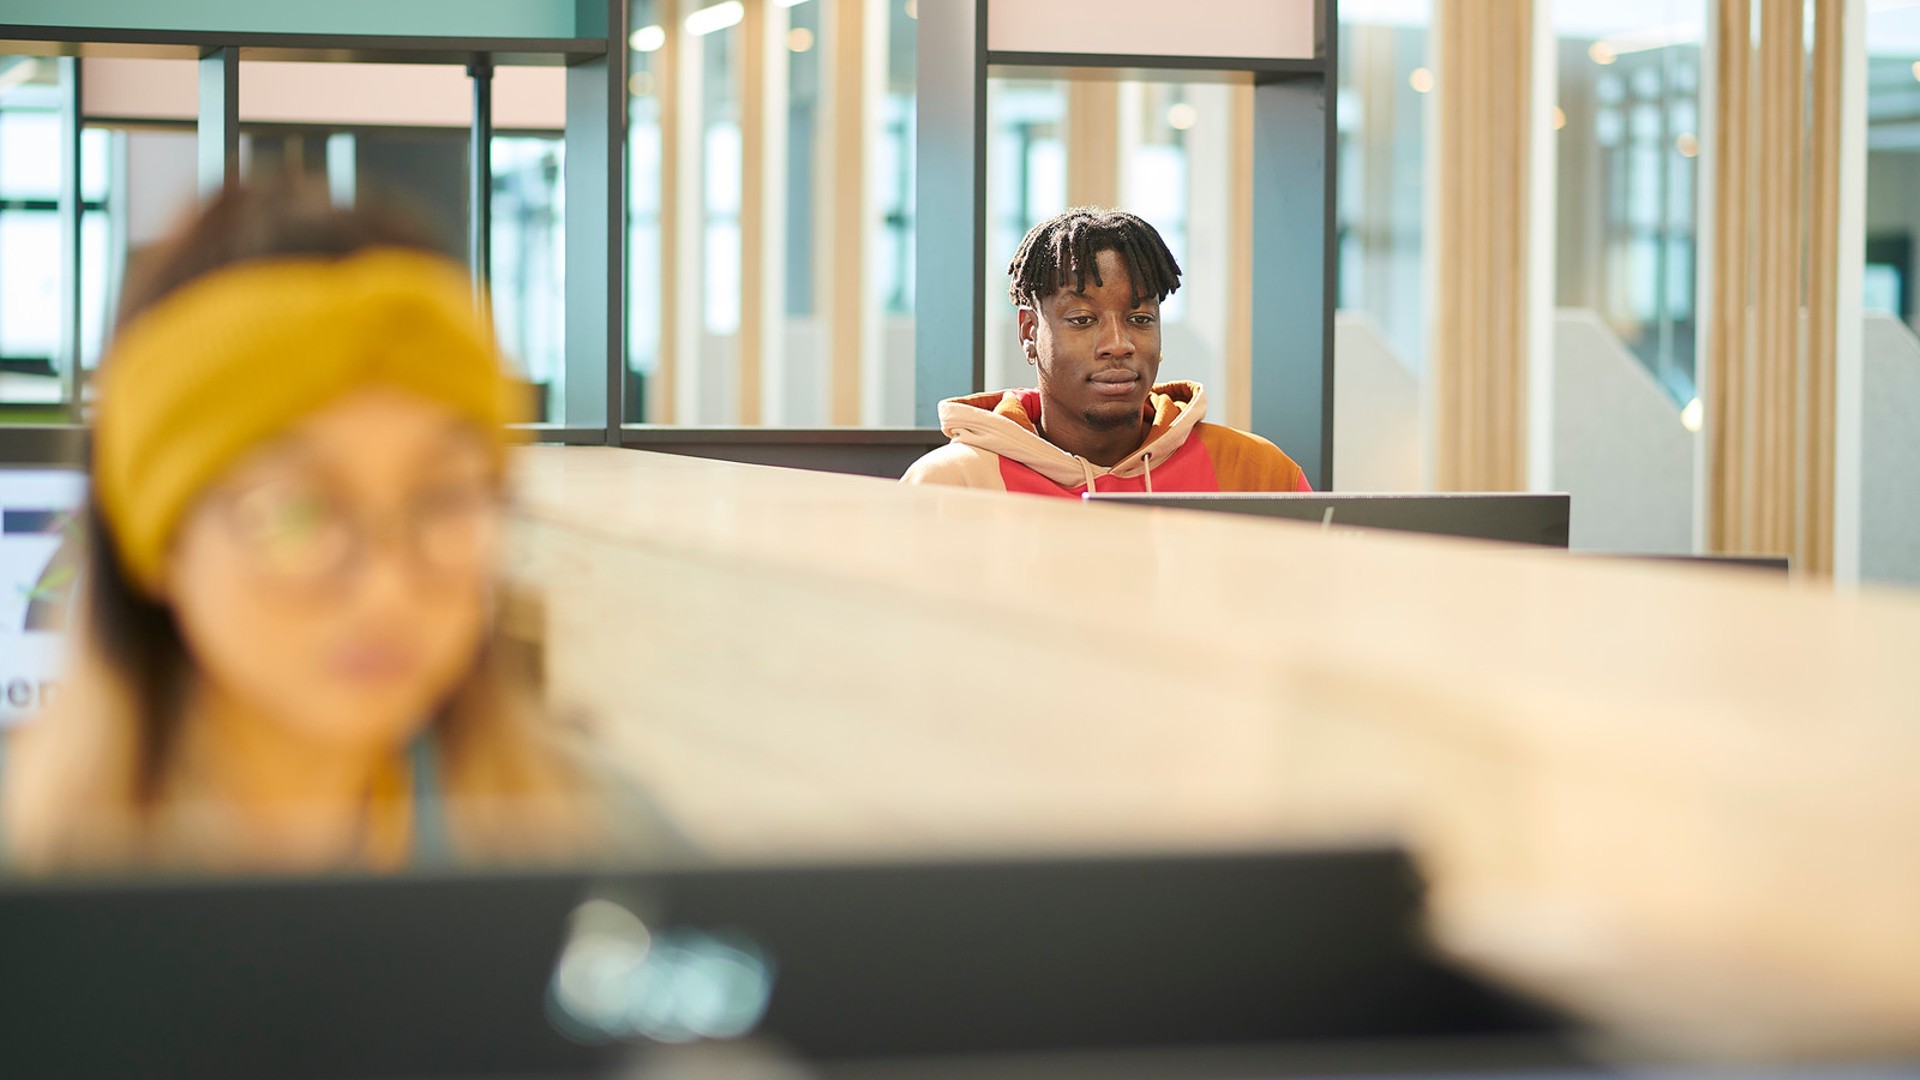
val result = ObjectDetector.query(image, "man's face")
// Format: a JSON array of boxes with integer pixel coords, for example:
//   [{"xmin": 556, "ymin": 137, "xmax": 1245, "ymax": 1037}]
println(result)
[{"xmin": 1019, "ymin": 248, "xmax": 1163, "ymax": 432}]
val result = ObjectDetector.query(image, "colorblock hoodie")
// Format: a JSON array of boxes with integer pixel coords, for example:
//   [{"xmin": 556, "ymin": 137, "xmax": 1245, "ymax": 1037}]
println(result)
[{"xmin": 902, "ymin": 381, "xmax": 1311, "ymax": 496}]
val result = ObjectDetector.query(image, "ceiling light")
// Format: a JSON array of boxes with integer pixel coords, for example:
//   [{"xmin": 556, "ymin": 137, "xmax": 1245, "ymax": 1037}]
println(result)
[
  {"xmin": 629, "ymin": 24, "xmax": 666, "ymax": 52},
  {"xmin": 685, "ymin": 1, "xmax": 745, "ymax": 36}
]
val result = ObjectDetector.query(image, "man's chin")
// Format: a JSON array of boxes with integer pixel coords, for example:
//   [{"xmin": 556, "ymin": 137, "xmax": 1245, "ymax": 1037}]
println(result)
[{"xmin": 1080, "ymin": 395, "xmax": 1146, "ymax": 430}]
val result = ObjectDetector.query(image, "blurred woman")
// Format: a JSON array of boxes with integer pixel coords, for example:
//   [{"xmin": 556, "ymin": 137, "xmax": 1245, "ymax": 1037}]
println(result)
[{"xmin": 2, "ymin": 182, "xmax": 651, "ymax": 872}]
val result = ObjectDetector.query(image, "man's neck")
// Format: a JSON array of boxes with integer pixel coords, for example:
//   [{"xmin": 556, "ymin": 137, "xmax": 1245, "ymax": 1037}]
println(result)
[{"xmin": 1036, "ymin": 399, "xmax": 1150, "ymax": 469}]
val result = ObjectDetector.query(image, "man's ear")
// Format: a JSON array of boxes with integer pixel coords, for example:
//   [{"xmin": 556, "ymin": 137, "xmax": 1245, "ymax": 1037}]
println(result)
[{"xmin": 1016, "ymin": 307, "xmax": 1038, "ymax": 356}]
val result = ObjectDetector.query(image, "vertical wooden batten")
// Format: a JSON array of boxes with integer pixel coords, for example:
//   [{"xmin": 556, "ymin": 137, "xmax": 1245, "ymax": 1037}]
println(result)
[
  {"xmin": 824, "ymin": 0, "xmax": 872, "ymax": 426},
  {"xmin": 653, "ymin": 0, "xmax": 682, "ymax": 424},
  {"xmin": 1430, "ymin": 0, "xmax": 1533, "ymax": 492},
  {"xmin": 1706, "ymin": 0, "xmax": 1750, "ymax": 555},
  {"xmin": 1065, "ymin": 76, "xmax": 1121, "ymax": 210},
  {"xmin": 1706, "ymin": 0, "xmax": 1843, "ymax": 575},
  {"xmin": 1225, "ymin": 82, "xmax": 1255, "ymax": 433},
  {"xmin": 738, "ymin": 0, "xmax": 768, "ymax": 424}
]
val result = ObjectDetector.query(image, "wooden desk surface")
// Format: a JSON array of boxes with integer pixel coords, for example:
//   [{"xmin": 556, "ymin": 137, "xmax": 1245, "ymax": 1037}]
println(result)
[{"xmin": 507, "ymin": 447, "xmax": 1920, "ymax": 1062}]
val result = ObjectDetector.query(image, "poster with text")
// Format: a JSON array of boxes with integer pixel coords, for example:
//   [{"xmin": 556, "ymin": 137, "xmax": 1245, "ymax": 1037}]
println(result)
[{"xmin": 1, "ymin": 469, "xmax": 84, "ymax": 727}]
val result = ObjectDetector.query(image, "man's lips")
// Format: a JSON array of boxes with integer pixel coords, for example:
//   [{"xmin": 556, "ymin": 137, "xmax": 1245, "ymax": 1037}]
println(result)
[{"xmin": 1089, "ymin": 370, "xmax": 1140, "ymax": 396}]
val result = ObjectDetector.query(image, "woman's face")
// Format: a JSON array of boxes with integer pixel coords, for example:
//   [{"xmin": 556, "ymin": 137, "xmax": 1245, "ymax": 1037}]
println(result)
[{"xmin": 163, "ymin": 388, "xmax": 503, "ymax": 758}]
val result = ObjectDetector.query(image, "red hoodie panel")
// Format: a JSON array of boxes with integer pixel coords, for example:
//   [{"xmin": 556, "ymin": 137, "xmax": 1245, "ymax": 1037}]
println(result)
[{"xmin": 998, "ymin": 434, "xmax": 1222, "ymax": 497}]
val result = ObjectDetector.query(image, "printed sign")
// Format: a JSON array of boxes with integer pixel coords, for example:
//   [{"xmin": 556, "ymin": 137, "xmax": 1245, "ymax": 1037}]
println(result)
[
  {"xmin": 987, "ymin": 0, "xmax": 1317, "ymax": 61},
  {"xmin": 0, "ymin": 469, "xmax": 85, "ymax": 727}
]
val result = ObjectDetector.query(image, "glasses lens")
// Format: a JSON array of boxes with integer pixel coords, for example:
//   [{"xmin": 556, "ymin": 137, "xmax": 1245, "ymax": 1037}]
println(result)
[
  {"xmin": 225, "ymin": 479, "xmax": 350, "ymax": 581},
  {"xmin": 411, "ymin": 485, "xmax": 501, "ymax": 577}
]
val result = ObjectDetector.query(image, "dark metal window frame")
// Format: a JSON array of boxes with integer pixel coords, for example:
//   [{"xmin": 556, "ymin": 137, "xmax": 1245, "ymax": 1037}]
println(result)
[{"xmin": 2, "ymin": 3, "xmax": 1342, "ymax": 485}]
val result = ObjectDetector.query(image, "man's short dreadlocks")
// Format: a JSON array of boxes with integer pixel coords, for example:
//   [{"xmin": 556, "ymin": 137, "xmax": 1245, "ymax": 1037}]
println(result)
[{"xmin": 1006, "ymin": 208, "xmax": 1183, "ymax": 309}]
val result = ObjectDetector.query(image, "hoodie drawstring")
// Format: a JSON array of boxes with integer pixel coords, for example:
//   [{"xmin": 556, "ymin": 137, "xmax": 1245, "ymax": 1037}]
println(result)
[{"xmin": 1076, "ymin": 452, "xmax": 1152, "ymax": 494}]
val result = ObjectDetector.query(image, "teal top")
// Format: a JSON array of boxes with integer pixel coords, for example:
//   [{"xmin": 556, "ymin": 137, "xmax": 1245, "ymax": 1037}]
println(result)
[{"xmin": 406, "ymin": 734, "xmax": 452, "ymax": 866}]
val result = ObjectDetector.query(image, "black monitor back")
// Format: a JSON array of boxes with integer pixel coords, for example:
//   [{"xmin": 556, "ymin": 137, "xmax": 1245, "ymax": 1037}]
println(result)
[
  {"xmin": 0, "ymin": 848, "xmax": 1566, "ymax": 1079},
  {"xmin": 1086, "ymin": 492, "xmax": 1573, "ymax": 548}
]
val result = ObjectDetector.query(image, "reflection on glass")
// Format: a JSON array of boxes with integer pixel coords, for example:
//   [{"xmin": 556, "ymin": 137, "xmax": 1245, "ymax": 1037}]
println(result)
[
  {"xmin": 492, "ymin": 135, "xmax": 567, "ymax": 423},
  {"xmin": 984, "ymin": 79, "xmax": 1067, "ymax": 392},
  {"xmin": 0, "ymin": 59, "xmax": 113, "ymax": 421},
  {"xmin": 698, "ymin": 15, "xmax": 743, "ymax": 424},
  {"xmin": 983, "ymin": 73, "xmax": 1242, "ymax": 414},
  {"xmin": 1554, "ymin": 0, "xmax": 1703, "ymax": 406},
  {"xmin": 630, "ymin": 0, "xmax": 665, "ymax": 422},
  {"xmin": 1865, "ymin": 5, "xmax": 1920, "ymax": 335},
  {"xmin": 1337, "ymin": 3, "xmax": 1431, "ymax": 377},
  {"xmin": 879, "ymin": 0, "xmax": 917, "ymax": 319}
]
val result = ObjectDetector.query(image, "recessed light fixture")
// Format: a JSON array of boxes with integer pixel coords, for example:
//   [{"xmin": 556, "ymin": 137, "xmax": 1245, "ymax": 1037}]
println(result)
[
  {"xmin": 685, "ymin": 1, "xmax": 745, "ymax": 36},
  {"xmin": 629, "ymin": 24, "xmax": 666, "ymax": 52}
]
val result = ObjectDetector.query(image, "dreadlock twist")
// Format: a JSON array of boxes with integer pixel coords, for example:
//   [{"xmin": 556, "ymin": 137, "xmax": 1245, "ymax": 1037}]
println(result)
[{"xmin": 1006, "ymin": 207, "xmax": 1183, "ymax": 309}]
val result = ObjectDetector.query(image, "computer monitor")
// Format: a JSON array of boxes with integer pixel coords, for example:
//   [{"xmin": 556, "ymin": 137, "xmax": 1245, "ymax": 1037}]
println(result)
[
  {"xmin": 0, "ymin": 849, "xmax": 1574, "ymax": 1078},
  {"xmin": 1086, "ymin": 492, "xmax": 1573, "ymax": 549}
]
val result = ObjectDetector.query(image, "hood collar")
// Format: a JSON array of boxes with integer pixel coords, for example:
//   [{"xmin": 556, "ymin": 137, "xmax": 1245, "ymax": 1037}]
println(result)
[{"xmin": 936, "ymin": 381, "xmax": 1208, "ymax": 488}]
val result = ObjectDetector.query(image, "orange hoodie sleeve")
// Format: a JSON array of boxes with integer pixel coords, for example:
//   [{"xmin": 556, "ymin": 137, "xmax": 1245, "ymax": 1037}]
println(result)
[{"xmin": 1194, "ymin": 424, "xmax": 1313, "ymax": 492}]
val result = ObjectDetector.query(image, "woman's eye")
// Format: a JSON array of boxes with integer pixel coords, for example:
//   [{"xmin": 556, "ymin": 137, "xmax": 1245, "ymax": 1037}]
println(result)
[{"xmin": 233, "ymin": 485, "xmax": 330, "ymax": 537}]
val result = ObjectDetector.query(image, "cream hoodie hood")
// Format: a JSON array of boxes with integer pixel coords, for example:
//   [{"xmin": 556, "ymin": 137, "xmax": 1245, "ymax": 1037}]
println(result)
[{"xmin": 934, "ymin": 380, "xmax": 1209, "ymax": 491}]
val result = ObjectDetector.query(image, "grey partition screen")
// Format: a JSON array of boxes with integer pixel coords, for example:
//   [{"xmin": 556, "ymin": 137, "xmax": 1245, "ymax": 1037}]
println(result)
[{"xmin": 915, "ymin": 0, "xmax": 1338, "ymax": 491}]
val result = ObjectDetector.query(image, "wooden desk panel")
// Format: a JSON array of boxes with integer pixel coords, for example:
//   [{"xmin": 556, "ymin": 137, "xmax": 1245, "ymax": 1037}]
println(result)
[{"xmin": 507, "ymin": 446, "xmax": 1920, "ymax": 1061}]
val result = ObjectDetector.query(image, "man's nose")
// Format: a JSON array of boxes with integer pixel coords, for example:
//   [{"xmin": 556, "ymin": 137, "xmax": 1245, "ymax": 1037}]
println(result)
[{"xmin": 1097, "ymin": 315, "xmax": 1136, "ymax": 359}]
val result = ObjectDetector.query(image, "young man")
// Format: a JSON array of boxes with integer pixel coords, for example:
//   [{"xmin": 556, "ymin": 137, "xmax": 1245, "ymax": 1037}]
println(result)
[{"xmin": 903, "ymin": 208, "xmax": 1311, "ymax": 496}]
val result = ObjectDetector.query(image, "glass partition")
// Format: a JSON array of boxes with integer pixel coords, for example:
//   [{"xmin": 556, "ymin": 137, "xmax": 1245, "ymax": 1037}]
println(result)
[
  {"xmin": 980, "ymin": 73, "xmax": 1247, "ymax": 419},
  {"xmin": 0, "ymin": 58, "xmax": 111, "ymax": 424},
  {"xmin": 624, "ymin": 0, "xmax": 920, "ymax": 427},
  {"xmin": 1553, "ymin": 0, "xmax": 1704, "ymax": 408}
]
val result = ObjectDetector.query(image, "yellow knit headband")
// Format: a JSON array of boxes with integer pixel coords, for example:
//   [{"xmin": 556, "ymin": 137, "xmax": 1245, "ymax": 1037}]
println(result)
[{"xmin": 93, "ymin": 248, "xmax": 525, "ymax": 595}]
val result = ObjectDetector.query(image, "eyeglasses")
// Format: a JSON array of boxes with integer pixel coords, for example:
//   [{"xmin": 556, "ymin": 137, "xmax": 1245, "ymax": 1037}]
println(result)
[{"xmin": 211, "ymin": 475, "xmax": 503, "ymax": 587}]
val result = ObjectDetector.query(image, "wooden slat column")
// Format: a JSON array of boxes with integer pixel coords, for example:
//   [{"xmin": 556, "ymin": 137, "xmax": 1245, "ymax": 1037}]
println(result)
[
  {"xmin": 1431, "ymin": 0, "xmax": 1533, "ymax": 492},
  {"xmin": 1706, "ymin": 0, "xmax": 1845, "ymax": 574},
  {"xmin": 824, "ymin": 0, "xmax": 877, "ymax": 426},
  {"xmin": 1064, "ymin": 78, "xmax": 1121, "ymax": 210}
]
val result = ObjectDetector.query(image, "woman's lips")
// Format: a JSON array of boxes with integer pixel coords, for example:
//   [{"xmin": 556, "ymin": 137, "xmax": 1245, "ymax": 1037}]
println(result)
[
  {"xmin": 1090, "ymin": 371, "xmax": 1140, "ymax": 396},
  {"xmin": 328, "ymin": 642, "xmax": 422, "ymax": 684}
]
